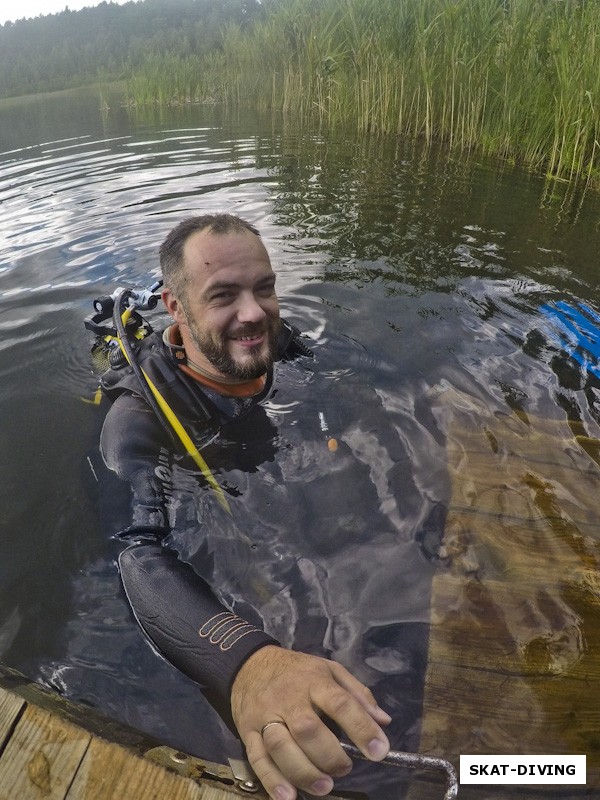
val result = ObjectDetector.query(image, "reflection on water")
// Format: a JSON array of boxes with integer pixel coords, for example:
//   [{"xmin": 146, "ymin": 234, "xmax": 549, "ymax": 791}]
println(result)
[{"xmin": 1, "ymin": 88, "xmax": 600, "ymax": 798}]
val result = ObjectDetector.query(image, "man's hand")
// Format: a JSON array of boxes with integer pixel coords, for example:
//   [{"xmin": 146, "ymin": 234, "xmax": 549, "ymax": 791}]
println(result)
[{"xmin": 231, "ymin": 646, "xmax": 391, "ymax": 800}]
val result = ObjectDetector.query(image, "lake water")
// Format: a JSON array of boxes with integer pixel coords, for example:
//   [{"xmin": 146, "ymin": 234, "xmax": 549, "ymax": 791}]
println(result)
[{"xmin": 1, "ymin": 87, "xmax": 599, "ymax": 799}]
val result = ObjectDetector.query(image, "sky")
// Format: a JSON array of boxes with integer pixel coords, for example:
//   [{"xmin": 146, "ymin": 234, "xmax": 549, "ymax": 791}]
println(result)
[{"xmin": 0, "ymin": 0, "xmax": 133, "ymax": 26}]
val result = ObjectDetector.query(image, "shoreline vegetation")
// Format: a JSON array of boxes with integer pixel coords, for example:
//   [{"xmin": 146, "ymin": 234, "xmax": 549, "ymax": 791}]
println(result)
[{"xmin": 125, "ymin": 0, "xmax": 600, "ymax": 191}]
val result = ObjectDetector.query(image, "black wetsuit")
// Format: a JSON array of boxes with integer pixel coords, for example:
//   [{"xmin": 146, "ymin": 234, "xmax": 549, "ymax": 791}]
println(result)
[{"xmin": 98, "ymin": 322, "xmax": 442, "ymax": 751}]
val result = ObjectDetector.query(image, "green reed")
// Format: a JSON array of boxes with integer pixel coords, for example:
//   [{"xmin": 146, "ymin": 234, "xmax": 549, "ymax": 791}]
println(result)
[{"xmin": 127, "ymin": 0, "xmax": 600, "ymax": 188}]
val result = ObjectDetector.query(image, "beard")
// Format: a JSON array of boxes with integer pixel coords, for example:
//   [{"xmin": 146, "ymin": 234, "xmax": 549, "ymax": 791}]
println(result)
[{"xmin": 187, "ymin": 317, "xmax": 281, "ymax": 380}]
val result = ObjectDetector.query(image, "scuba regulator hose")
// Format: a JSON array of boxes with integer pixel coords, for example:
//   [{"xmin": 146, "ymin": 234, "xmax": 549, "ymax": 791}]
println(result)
[
  {"xmin": 113, "ymin": 288, "xmax": 231, "ymax": 513},
  {"xmin": 113, "ymin": 287, "xmax": 174, "ymax": 444}
]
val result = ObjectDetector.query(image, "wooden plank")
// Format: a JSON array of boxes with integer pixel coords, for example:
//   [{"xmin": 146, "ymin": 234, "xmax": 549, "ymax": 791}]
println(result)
[
  {"xmin": 428, "ymin": 573, "xmax": 600, "ymax": 679},
  {"xmin": 0, "ymin": 683, "xmax": 253, "ymax": 800},
  {"xmin": 0, "ymin": 685, "xmax": 25, "ymax": 749},
  {"xmin": 0, "ymin": 664, "xmax": 268, "ymax": 800},
  {"xmin": 66, "ymin": 736, "xmax": 207, "ymax": 800},
  {"xmin": 0, "ymin": 662, "xmax": 162, "ymax": 758},
  {"xmin": 418, "ymin": 391, "xmax": 600, "ymax": 792},
  {"xmin": 0, "ymin": 703, "xmax": 90, "ymax": 800}
]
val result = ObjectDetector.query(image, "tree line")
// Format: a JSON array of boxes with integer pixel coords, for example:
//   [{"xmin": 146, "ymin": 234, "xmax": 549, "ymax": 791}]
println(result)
[{"xmin": 0, "ymin": 0, "xmax": 263, "ymax": 99}]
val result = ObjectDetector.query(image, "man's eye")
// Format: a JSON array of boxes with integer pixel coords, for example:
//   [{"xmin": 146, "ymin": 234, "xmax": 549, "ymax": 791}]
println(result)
[{"xmin": 257, "ymin": 284, "xmax": 276, "ymax": 296}]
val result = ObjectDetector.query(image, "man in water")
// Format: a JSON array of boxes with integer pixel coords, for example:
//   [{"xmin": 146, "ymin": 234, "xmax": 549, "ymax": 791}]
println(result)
[{"xmin": 99, "ymin": 214, "xmax": 427, "ymax": 799}]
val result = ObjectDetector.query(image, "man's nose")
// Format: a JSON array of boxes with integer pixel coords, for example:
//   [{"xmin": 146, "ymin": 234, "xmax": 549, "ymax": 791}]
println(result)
[{"xmin": 237, "ymin": 291, "xmax": 267, "ymax": 323}]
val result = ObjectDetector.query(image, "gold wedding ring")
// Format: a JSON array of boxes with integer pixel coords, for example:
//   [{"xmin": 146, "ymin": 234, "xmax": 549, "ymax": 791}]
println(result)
[{"xmin": 260, "ymin": 721, "xmax": 288, "ymax": 736}]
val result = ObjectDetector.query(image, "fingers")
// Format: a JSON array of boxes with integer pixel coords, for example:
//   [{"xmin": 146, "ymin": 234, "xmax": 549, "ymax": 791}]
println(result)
[
  {"xmin": 230, "ymin": 648, "xmax": 393, "ymax": 800},
  {"xmin": 330, "ymin": 661, "xmax": 393, "ymax": 727},
  {"xmin": 245, "ymin": 686, "xmax": 386, "ymax": 800},
  {"xmin": 247, "ymin": 715, "xmax": 352, "ymax": 800},
  {"xmin": 280, "ymin": 713, "xmax": 352, "ymax": 780},
  {"xmin": 311, "ymin": 667, "xmax": 391, "ymax": 763},
  {"xmin": 245, "ymin": 730, "xmax": 298, "ymax": 800}
]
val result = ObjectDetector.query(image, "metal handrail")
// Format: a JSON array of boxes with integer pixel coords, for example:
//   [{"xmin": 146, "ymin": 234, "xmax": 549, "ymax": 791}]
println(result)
[{"xmin": 340, "ymin": 742, "xmax": 459, "ymax": 800}]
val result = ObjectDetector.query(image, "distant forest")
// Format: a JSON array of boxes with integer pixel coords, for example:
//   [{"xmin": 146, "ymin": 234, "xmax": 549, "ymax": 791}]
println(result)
[{"xmin": 0, "ymin": 0, "xmax": 263, "ymax": 99}]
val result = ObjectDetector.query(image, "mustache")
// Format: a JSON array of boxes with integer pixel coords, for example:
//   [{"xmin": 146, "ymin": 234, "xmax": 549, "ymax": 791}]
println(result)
[{"xmin": 227, "ymin": 321, "xmax": 276, "ymax": 339}]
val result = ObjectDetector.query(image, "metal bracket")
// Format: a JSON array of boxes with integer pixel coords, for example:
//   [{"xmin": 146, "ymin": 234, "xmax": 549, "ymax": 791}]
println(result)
[
  {"xmin": 144, "ymin": 746, "xmax": 267, "ymax": 797},
  {"xmin": 228, "ymin": 758, "xmax": 262, "ymax": 793}
]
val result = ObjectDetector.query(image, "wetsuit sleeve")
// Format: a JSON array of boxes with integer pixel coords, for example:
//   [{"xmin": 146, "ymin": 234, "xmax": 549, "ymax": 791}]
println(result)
[
  {"xmin": 119, "ymin": 543, "xmax": 278, "ymax": 723},
  {"xmin": 99, "ymin": 392, "xmax": 279, "ymax": 724},
  {"xmin": 100, "ymin": 391, "xmax": 171, "ymax": 536}
]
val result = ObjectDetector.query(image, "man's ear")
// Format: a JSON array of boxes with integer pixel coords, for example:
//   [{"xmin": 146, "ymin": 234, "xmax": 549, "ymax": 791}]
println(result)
[{"xmin": 162, "ymin": 287, "xmax": 186, "ymax": 324}]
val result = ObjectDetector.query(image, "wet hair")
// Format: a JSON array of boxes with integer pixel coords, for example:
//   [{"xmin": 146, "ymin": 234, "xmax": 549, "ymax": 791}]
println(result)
[{"xmin": 159, "ymin": 213, "xmax": 261, "ymax": 301}]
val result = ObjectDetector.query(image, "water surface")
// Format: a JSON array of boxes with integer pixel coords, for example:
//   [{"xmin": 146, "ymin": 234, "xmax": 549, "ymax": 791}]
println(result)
[{"xmin": 1, "ymin": 88, "xmax": 600, "ymax": 799}]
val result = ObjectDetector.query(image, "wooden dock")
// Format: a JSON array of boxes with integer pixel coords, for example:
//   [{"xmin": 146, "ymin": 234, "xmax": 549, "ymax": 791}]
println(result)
[
  {"xmin": 413, "ymin": 389, "xmax": 600, "ymax": 798},
  {"xmin": 0, "ymin": 663, "xmax": 267, "ymax": 800}
]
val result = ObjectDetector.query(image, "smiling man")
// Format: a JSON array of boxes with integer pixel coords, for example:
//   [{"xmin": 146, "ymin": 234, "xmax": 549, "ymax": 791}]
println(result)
[
  {"xmin": 160, "ymin": 216, "xmax": 282, "ymax": 382},
  {"xmin": 98, "ymin": 214, "xmax": 392, "ymax": 800}
]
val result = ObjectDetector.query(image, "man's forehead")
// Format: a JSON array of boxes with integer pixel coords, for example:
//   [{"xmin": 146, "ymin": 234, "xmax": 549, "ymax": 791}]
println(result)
[
  {"xmin": 185, "ymin": 227, "xmax": 266, "ymax": 259},
  {"xmin": 183, "ymin": 228, "xmax": 274, "ymax": 283}
]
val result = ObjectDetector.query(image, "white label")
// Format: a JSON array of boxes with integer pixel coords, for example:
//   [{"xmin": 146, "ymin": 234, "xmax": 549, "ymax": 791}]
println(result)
[{"xmin": 460, "ymin": 755, "xmax": 586, "ymax": 785}]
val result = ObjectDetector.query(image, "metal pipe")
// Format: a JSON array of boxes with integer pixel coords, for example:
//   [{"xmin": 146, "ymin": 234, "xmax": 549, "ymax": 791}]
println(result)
[{"xmin": 339, "ymin": 742, "xmax": 458, "ymax": 800}]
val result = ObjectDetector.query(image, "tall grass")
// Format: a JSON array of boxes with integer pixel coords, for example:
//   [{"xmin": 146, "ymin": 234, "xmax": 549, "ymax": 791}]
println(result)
[{"xmin": 127, "ymin": 0, "xmax": 600, "ymax": 188}]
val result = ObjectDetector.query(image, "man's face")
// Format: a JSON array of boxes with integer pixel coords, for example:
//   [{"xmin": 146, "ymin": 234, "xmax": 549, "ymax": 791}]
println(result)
[{"xmin": 167, "ymin": 228, "xmax": 281, "ymax": 380}]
